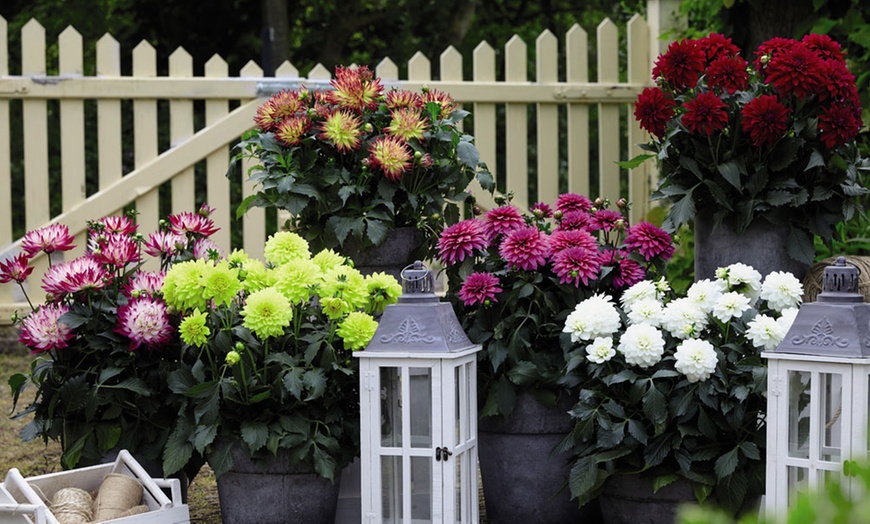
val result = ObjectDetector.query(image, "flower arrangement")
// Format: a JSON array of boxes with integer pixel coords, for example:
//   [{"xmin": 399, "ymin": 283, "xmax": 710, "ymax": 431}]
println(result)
[
  {"xmin": 629, "ymin": 33, "xmax": 868, "ymax": 264},
  {"xmin": 562, "ymin": 263, "xmax": 804, "ymax": 513},
  {"xmin": 5, "ymin": 205, "xmax": 220, "ymax": 473},
  {"xmin": 439, "ymin": 192, "xmax": 676, "ymax": 417},
  {"xmin": 234, "ymin": 65, "xmax": 494, "ymax": 261},
  {"xmin": 160, "ymin": 231, "xmax": 401, "ymax": 481}
]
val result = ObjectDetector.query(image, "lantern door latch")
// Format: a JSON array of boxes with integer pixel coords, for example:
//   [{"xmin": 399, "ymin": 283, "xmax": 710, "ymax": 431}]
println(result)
[{"xmin": 435, "ymin": 446, "xmax": 453, "ymax": 461}]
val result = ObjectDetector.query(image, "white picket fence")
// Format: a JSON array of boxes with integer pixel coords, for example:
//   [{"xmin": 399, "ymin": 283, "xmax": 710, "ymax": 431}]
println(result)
[{"xmin": 0, "ymin": 4, "xmax": 682, "ymax": 322}]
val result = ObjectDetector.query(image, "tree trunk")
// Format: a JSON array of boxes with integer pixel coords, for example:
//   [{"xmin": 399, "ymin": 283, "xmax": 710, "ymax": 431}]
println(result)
[
  {"xmin": 261, "ymin": 0, "xmax": 291, "ymax": 75},
  {"xmin": 745, "ymin": 0, "xmax": 813, "ymax": 52}
]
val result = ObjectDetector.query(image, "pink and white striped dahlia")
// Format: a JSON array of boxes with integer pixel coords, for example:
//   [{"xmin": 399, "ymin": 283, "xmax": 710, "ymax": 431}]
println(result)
[
  {"xmin": 90, "ymin": 215, "xmax": 138, "ymax": 235},
  {"xmin": 42, "ymin": 257, "xmax": 109, "ymax": 297},
  {"xmin": 123, "ymin": 271, "xmax": 166, "ymax": 298},
  {"xmin": 18, "ymin": 303, "xmax": 74, "ymax": 353},
  {"xmin": 0, "ymin": 253, "xmax": 33, "ymax": 284},
  {"xmin": 21, "ymin": 223, "xmax": 76, "ymax": 257},
  {"xmin": 143, "ymin": 230, "xmax": 187, "ymax": 258},
  {"xmin": 93, "ymin": 233, "xmax": 141, "ymax": 267},
  {"xmin": 168, "ymin": 212, "xmax": 219, "ymax": 237},
  {"xmin": 115, "ymin": 296, "xmax": 174, "ymax": 350}
]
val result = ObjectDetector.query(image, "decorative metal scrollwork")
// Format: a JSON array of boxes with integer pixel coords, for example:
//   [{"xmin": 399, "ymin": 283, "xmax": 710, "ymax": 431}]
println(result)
[
  {"xmin": 379, "ymin": 317, "xmax": 436, "ymax": 345},
  {"xmin": 790, "ymin": 317, "xmax": 849, "ymax": 348}
]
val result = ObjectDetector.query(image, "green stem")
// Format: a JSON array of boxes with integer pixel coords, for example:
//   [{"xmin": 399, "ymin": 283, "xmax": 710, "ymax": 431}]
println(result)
[{"xmin": 17, "ymin": 282, "xmax": 35, "ymax": 311}]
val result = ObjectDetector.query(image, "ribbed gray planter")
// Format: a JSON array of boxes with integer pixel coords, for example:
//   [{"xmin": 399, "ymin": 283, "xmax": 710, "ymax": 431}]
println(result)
[
  {"xmin": 216, "ymin": 444, "xmax": 341, "ymax": 524},
  {"xmin": 598, "ymin": 474, "xmax": 697, "ymax": 524},
  {"xmin": 694, "ymin": 216, "xmax": 810, "ymax": 281},
  {"xmin": 478, "ymin": 392, "xmax": 597, "ymax": 524}
]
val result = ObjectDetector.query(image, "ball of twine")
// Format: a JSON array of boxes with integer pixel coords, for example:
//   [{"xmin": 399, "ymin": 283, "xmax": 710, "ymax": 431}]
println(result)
[
  {"xmin": 803, "ymin": 256, "xmax": 870, "ymax": 303},
  {"xmin": 49, "ymin": 487, "xmax": 93, "ymax": 524},
  {"xmin": 92, "ymin": 473, "xmax": 144, "ymax": 523}
]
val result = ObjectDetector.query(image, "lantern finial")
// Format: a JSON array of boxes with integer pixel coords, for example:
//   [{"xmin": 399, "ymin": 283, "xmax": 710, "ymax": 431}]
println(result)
[
  {"xmin": 400, "ymin": 260, "xmax": 434, "ymax": 295},
  {"xmin": 819, "ymin": 256, "xmax": 863, "ymax": 304}
]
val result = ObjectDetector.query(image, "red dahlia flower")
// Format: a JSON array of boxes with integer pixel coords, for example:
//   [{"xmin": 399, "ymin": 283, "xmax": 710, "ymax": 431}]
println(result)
[
  {"xmin": 819, "ymin": 105, "xmax": 862, "ymax": 150},
  {"xmin": 696, "ymin": 33, "xmax": 741, "ymax": 63},
  {"xmin": 634, "ymin": 87, "xmax": 676, "ymax": 138},
  {"xmin": 765, "ymin": 44, "xmax": 824, "ymax": 99},
  {"xmin": 706, "ymin": 56, "xmax": 749, "ymax": 93},
  {"xmin": 681, "ymin": 92, "xmax": 729, "ymax": 136},
  {"xmin": 741, "ymin": 95, "xmax": 791, "ymax": 147},
  {"xmin": 652, "ymin": 39, "xmax": 705, "ymax": 90}
]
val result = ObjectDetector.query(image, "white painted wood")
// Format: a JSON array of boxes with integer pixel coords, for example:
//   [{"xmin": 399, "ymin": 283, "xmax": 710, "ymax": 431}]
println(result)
[
  {"xmin": 132, "ymin": 40, "xmax": 160, "ymax": 261},
  {"xmin": 205, "ymin": 55, "xmax": 231, "ymax": 252},
  {"xmin": 96, "ymin": 34, "xmax": 122, "ymax": 191},
  {"xmin": 170, "ymin": 47, "xmax": 196, "ymax": 215},
  {"xmin": 536, "ymin": 30, "xmax": 559, "ymax": 206},
  {"xmin": 627, "ymin": 14, "xmax": 652, "ymax": 225},
  {"xmin": 238, "ymin": 61, "xmax": 266, "ymax": 260},
  {"xmin": 504, "ymin": 35, "xmax": 528, "ymax": 208},
  {"xmin": 566, "ymin": 24, "xmax": 590, "ymax": 197},
  {"xmin": 597, "ymin": 19, "xmax": 621, "ymax": 202}
]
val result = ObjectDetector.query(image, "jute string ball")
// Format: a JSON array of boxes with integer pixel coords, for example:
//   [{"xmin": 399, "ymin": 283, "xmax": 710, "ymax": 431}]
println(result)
[
  {"xmin": 91, "ymin": 473, "xmax": 144, "ymax": 522},
  {"xmin": 49, "ymin": 487, "xmax": 93, "ymax": 524}
]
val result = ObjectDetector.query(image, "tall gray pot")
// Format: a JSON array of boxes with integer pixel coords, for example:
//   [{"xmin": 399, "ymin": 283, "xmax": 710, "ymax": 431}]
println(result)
[
  {"xmin": 694, "ymin": 216, "xmax": 810, "ymax": 282},
  {"xmin": 216, "ymin": 444, "xmax": 341, "ymax": 524},
  {"xmin": 478, "ymin": 392, "xmax": 598, "ymax": 524},
  {"xmin": 598, "ymin": 474, "xmax": 697, "ymax": 524},
  {"xmin": 343, "ymin": 226, "xmax": 421, "ymax": 281}
]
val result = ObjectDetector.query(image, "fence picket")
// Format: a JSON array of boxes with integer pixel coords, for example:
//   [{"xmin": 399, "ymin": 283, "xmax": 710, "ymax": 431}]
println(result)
[
  {"xmin": 471, "ymin": 41, "xmax": 497, "ymax": 212},
  {"xmin": 536, "ymin": 30, "xmax": 559, "ymax": 206},
  {"xmin": 239, "ymin": 61, "xmax": 266, "ymax": 260},
  {"xmin": 170, "ymin": 48, "xmax": 195, "ymax": 215},
  {"xmin": 96, "ymin": 34, "xmax": 122, "ymax": 191},
  {"xmin": 504, "ymin": 36, "xmax": 528, "ymax": 208},
  {"xmin": 58, "ymin": 26, "xmax": 86, "ymax": 262},
  {"xmin": 566, "ymin": 24, "xmax": 590, "ymax": 197},
  {"xmin": 205, "ymin": 55, "xmax": 232, "ymax": 252},
  {"xmin": 597, "ymin": 19, "xmax": 621, "ymax": 202},
  {"xmin": 627, "ymin": 14, "xmax": 652, "ymax": 224},
  {"xmin": 132, "ymin": 40, "xmax": 160, "ymax": 272},
  {"xmin": 0, "ymin": 16, "xmax": 10, "ymax": 303},
  {"xmin": 407, "ymin": 52, "xmax": 430, "ymax": 82},
  {"xmin": 376, "ymin": 57, "xmax": 399, "ymax": 81}
]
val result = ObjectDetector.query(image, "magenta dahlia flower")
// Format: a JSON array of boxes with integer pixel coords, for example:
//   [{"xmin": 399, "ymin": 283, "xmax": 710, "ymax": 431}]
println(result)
[
  {"xmin": 0, "ymin": 253, "xmax": 33, "ymax": 284},
  {"xmin": 556, "ymin": 210, "xmax": 592, "ymax": 231},
  {"xmin": 499, "ymin": 226, "xmax": 549, "ymax": 271},
  {"xmin": 458, "ymin": 272, "xmax": 503, "ymax": 306},
  {"xmin": 21, "ymin": 224, "xmax": 76, "ymax": 257},
  {"xmin": 193, "ymin": 237, "xmax": 225, "ymax": 261},
  {"xmin": 602, "ymin": 250, "xmax": 646, "ymax": 289},
  {"xmin": 623, "ymin": 222, "xmax": 675, "ymax": 261},
  {"xmin": 115, "ymin": 296, "xmax": 175, "ymax": 350},
  {"xmin": 555, "ymin": 193, "xmax": 593, "ymax": 213},
  {"xmin": 549, "ymin": 229, "xmax": 598, "ymax": 252},
  {"xmin": 589, "ymin": 209, "xmax": 624, "ymax": 232},
  {"xmin": 529, "ymin": 202, "xmax": 553, "ymax": 218},
  {"xmin": 19, "ymin": 303, "xmax": 75, "ymax": 353},
  {"xmin": 551, "ymin": 247, "xmax": 601, "ymax": 286},
  {"xmin": 42, "ymin": 256, "xmax": 109, "ymax": 297},
  {"xmin": 438, "ymin": 219, "xmax": 489, "ymax": 266},
  {"xmin": 483, "ymin": 206, "xmax": 525, "ymax": 239}
]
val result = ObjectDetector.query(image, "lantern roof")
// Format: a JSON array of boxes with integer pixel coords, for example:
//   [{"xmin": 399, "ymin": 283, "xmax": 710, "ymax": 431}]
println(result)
[
  {"xmin": 774, "ymin": 257, "xmax": 870, "ymax": 358},
  {"xmin": 362, "ymin": 261, "xmax": 479, "ymax": 354}
]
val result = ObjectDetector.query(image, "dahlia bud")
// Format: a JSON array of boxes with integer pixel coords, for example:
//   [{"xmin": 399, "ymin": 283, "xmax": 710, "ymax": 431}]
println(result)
[
  {"xmin": 533, "ymin": 208, "xmax": 544, "ymax": 219},
  {"xmin": 364, "ymin": 123, "xmax": 373, "ymax": 133},
  {"xmin": 307, "ymin": 108, "xmax": 317, "ymax": 118},
  {"xmin": 494, "ymin": 195, "xmax": 507, "ymax": 206},
  {"xmin": 594, "ymin": 197, "xmax": 605, "ymax": 207},
  {"xmin": 760, "ymin": 54, "xmax": 770, "ymax": 65},
  {"xmin": 131, "ymin": 290, "xmax": 141, "ymax": 299},
  {"xmin": 235, "ymin": 342, "xmax": 245, "ymax": 351},
  {"xmin": 414, "ymin": 151, "xmax": 423, "ymax": 159},
  {"xmin": 132, "ymin": 233, "xmax": 144, "ymax": 242},
  {"xmin": 715, "ymin": 267, "xmax": 729, "ymax": 280},
  {"xmin": 615, "ymin": 219, "xmax": 626, "ymax": 230},
  {"xmin": 430, "ymin": 213, "xmax": 441, "ymax": 221},
  {"xmin": 553, "ymin": 210, "xmax": 563, "ymax": 220},
  {"xmin": 225, "ymin": 351, "xmax": 240, "ymax": 365},
  {"xmin": 10, "ymin": 311, "xmax": 19, "ymax": 323},
  {"xmin": 473, "ymin": 205, "xmax": 482, "ymax": 216},
  {"xmin": 655, "ymin": 277, "xmax": 671, "ymax": 293},
  {"xmin": 616, "ymin": 198, "xmax": 627, "ymax": 209},
  {"xmin": 421, "ymin": 85, "xmax": 430, "ymax": 93}
]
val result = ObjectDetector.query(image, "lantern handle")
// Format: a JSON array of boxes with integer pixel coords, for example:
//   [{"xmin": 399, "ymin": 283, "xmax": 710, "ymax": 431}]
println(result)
[{"xmin": 400, "ymin": 260, "xmax": 434, "ymax": 294}]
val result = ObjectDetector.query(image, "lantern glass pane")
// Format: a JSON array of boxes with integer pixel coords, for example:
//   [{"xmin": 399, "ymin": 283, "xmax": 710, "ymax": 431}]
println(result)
[
  {"xmin": 410, "ymin": 456, "xmax": 432, "ymax": 522},
  {"xmin": 788, "ymin": 370, "xmax": 811, "ymax": 459},
  {"xmin": 381, "ymin": 455, "xmax": 403, "ymax": 522},
  {"xmin": 455, "ymin": 451, "xmax": 463, "ymax": 522},
  {"xmin": 381, "ymin": 367, "xmax": 402, "ymax": 448},
  {"xmin": 820, "ymin": 372, "xmax": 843, "ymax": 463},
  {"xmin": 409, "ymin": 367, "xmax": 432, "ymax": 448},
  {"xmin": 787, "ymin": 466, "xmax": 808, "ymax": 508}
]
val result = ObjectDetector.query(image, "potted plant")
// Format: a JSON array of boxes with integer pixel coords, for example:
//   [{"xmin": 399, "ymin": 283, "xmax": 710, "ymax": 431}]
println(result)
[
  {"xmin": 627, "ymin": 32, "xmax": 868, "ymax": 279},
  {"xmin": 233, "ymin": 65, "xmax": 494, "ymax": 268},
  {"xmin": 5, "ymin": 205, "xmax": 220, "ymax": 481},
  {"xmin": 159, "ymin": 230, "xmax": 401, "ymax": 524},
  {"xmin": 438, "ymin": 192, "xmax": 676, "ymax": 523},
  {"xmin": 562, "ymin": 263, "xmax": 804, "ymax": 521}
]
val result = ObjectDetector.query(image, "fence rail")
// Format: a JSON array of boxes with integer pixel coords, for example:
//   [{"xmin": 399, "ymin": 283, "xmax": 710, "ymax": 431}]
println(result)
[{"xmin": 0, "ymin": 12, "xmax": 665, "ymax": 323}]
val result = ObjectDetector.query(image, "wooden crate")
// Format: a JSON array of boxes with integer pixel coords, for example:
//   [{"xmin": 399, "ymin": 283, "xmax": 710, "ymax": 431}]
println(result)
[{"xmin": 0, "ymin": 450, "xmax": 189, "ymax": 524}]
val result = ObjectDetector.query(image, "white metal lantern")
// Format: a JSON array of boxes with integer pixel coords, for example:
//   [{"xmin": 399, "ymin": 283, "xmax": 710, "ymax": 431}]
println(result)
[
  {"xmin": 356, "ymin": 262, "xmax": 482, "ymax": 524},
  {"xmin": 763, "ymin": 257, "xmax": 870, "ymax": 518}
]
